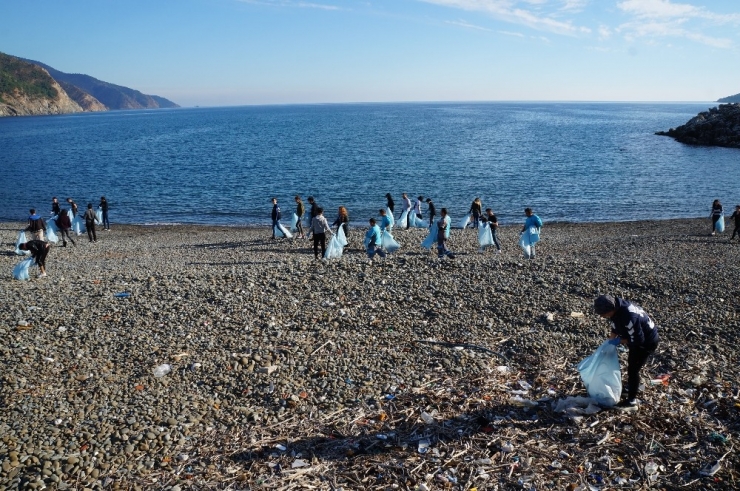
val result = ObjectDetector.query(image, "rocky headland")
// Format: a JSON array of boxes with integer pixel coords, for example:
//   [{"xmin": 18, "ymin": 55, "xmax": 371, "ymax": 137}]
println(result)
[
  {"xmin": 1, "ymin": 218, "xmax": 738, "ymax": 490},
  {"xmin": 656, "ymin": 103, "xmax": 740, "ymax": 149},
  {"xmin": 0, "ymin": 52, "xmax": 178, "ymax": 117}
]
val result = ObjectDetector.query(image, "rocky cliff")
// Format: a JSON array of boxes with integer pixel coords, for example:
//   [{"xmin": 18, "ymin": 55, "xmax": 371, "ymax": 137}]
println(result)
[
  {"xmin": 656, "ymin": 103, "xmax": 740, "ymax": 149},
  {"xmin": 718, "ymin": 93, "xmax": 740, "ymax": 103},
  {"xmin": 0, "ymin": 51, "xmax": 179, "ymax": 117},
  {"xmin": 0, "ymin": 55, "xmax": 84, "ymax": 116}
]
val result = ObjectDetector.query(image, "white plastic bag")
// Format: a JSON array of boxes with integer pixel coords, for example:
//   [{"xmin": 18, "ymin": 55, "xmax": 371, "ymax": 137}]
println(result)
[
  {"xmin": 577, "ymin": 341, "xmax": 622, "ymax": 407},
  {"xmin": 274, "ymin": 223, "xmax": 293, "ymax": 239},
  {"xmin": 290, "ymin": 213, "xmax": 299, "ymax": 232},
  {"xmin": 459, "ymin": 213, "xmax": 471, "ymax": 229},
  {"xmin": 421, "ymin": 225, "xmax": 438, "ymax": 249},
  {"xmin": 397, "ymin": 210, "xmax": 409, "ymax": 229},
  {"xmin": 15, "ymin": 231, "xmax": 31, "ymax": 255},
  {"xmin": 13, "ymin": 257, "xmax": 34, "ymax": 281},
  {"xmin": 478, "ymin": 223, "xmax": 494, "ymax": 248},
  {"xmin": 715, "ymin": 216, "xmax": 725, "ymax": 233},
  {"xmin": 95, "ymin": 209, "xmax": 103, "ymax": 224},
  {"xmin": 324, "ymin": 234, "xmax": 344, "ymax": 259},
  {"xmin": 381, "ymin": 230, "xmax": 400, "ymax": 253},
  {"xmin": 410, "ymin": 214, "xmax": 427, "ymax": 228},
  {"xmin": 519, "ymin": 226, "xmax": 540, "ymax": 258},
  {"xmin": 337, "ymin": 224, "xmax": 348, "ymax": 246}
]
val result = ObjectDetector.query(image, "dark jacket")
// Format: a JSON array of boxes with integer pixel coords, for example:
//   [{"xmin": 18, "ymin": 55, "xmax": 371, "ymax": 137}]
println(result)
[
  {"xmin": 56, "ymin": 212, "xmax": 72, "ymax": 230},
  {"xmin": 427, "ymin": 201, "xmax": 436, "ymax": 217},
  {"xmin": 296, "ymin": 201, "xmax": 305, "ymax": 218},
  {"xmin": 84, "ymin": 209, "xmax": 97, "ymax": 223},
  {"xmin": 386, "ymin": 196, "xmax": 394, "ymax": 213},
  {"xmin": 332, "ymin": 214, "xmax": 349, "ymax": 234},
  {"xmin": 272, "ymin": 204, "xmax": 281, "ymax": 221},
  {"xmin": 310, "ymin": 202, "xmax": 320, "ymax": 218},
  {"xmin": 52, "ymin": 202, "xmax": 61, "ymax": 215},
  {"xmin": 27, "ymin": 215, "xmax": 46, "ymax": 232},
  {"xmin": 25, "ymin": 240, "xmax": 49, "ymax": 263},
  {"xmin": 609, "ymin": 298, "xmax": 659, "ymax": 349},
  {"xmin": 469, "ymin": 201, "xmax": 482, "ymax": 216},
  {"xmin": 100, "ymin": 199, "xmax": 109, "ymax": 212}
]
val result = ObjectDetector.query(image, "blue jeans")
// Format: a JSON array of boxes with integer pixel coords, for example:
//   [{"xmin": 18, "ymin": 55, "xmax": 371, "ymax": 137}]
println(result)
[
  {"xmin": 437, "ymin": 239, "xmax": 454, "ymax": 258},
  {"xmin": 272, "ymin": 219, "xmax": 280, "ymax": 238},
  {"xmin": 102, "ymin": 210, "xmax": 110, "ymax": 229},
  {"xmin": 367, "ymin": 244, "xmax": 386, "ymax": 259},
  {"xmin": 492, "ymin": 228, "xmax": 501, "ymax": 250}
]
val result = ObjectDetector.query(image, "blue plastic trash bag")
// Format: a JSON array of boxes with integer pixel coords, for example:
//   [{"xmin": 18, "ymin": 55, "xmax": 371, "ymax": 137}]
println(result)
[
  {"xmin": 96, "ymin": 209, "xmax": 103, "ymax": 223},
  {"xmin": 459, "ymin": 213, "xmax": 471, "ymax": 229},
  {"xmin": 411, "ymin": 214, "xmax": 427, "ymax": 228},
  {"xmin": 46, "ymin": 217, "xmax": 60, "ymax": 244},
  {"xmin": 386, "ymin": 207, "xmax": 395, "ymax": 227},
  {"xmin": 324, "ymin": 234, "xmax": 344, "ymax": 259},
  {"xmin": 421, "ymin": 225, "xmax": 438, "ymax": 249},
  {"xmin": 519, "ymin": 225, "xmax": 540, "ymax": 258},
  {"xmin": 72, "ymin": 215, "xmax": 86, "ymax": 235},
  {"xmin": 397, "ymin": 210, "xmax": 409, "ymax": 229},
  {"xmin": 381, "ymin": 230, "xmax": 400, "ymax": 253},
  {"xmin": 337, "ymin": 224, "xmax": 348, "ymax": 247},
  {"xmin": 290, "ymin": 213, "xmax": 299, "ymax": 232},
  {"xmin": 274, "ymin": 223, "xmax": 293, "ymax": 239},
  {"xmin": 15, "ymin": 231, "xmax": 31, "ymax": 255},
  {"xmin": 13, "ymin": 257, "xmax": 34, "ymax": 281},
  {"xmin": 715, "ymin": 216, "xmax": 725, "ymax": 233},
  {"xmin": 478, "ymin": 223, "xmax": 494, "ymax": 248},
  {"xmin": 577, "ymin": 341, "xmax": 622, "ymax": 407}
]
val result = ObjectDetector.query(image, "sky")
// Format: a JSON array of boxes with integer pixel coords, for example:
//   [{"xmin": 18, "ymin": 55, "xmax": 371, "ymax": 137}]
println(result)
[{"xmin": 2, "ymin": 0, "xmax": 739, "ymax": 106}]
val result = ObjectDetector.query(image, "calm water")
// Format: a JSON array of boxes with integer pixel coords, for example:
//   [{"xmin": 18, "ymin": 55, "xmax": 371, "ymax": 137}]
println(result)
[{"xmin": 0, "ymin": 102, "xmax": 736, "ymax": 227}]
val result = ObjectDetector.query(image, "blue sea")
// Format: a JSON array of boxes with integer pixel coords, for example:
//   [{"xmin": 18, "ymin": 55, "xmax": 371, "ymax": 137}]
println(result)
[{"xmin": 0, "ymin": 102, "xmax": 736, "ymax": 227}]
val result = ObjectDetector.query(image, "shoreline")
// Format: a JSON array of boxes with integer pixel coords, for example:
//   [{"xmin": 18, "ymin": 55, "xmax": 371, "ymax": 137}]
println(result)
[{"xmin": 2, "ymin": 216, "xmax": 738, "ymax": 489}]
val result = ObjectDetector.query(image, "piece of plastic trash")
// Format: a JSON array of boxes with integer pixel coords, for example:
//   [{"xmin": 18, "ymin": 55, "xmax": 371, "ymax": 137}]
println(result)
[
  {"xmin": 15, "ymin": 231, "xmax": 31, "ymax": 255},
  {"xmin": 501, "ymin": 442, "xmax": 514, "ymax": 453},
  {"xmin": 291, "ymin": 459, "xmax": 308, "ymax": 468},
  {"xmin": 649, "ymin": 374, "xmax": 671, "ymax": 386},
  {"xmin": 12, "ymin": 257, "xmax": 34, "ymax": 281},
  {"xmin": 699, "ymin": 460, "xmax": 721, "ymax": 476},
  {"xmin": 418, "ymin": 439, "xmax": 430, "ymax": 453},
  {"xmin": 420, "ymin": 411, "xmax": 434, "ymax": 424},
  {"xmin": 114, "ymin": 292, "xmax": 131, "ymax": 298},
  {"xmin": 153, "ymin": 364, "xmax": 172, "ymax": 378},
  {"xmin": 570, "ymin": 311, "xmax": 584, "ymax": 318},
  {"xmin": 550, "ymin": 460, "xmax": 562, "ymax": 469},
  {"xmin": 644, "ymin": 462, "xmax": 658, "ymax": 475},
  {"xmin": 510, "ymin": 396, "xmax": 538, "ymax": 407}
]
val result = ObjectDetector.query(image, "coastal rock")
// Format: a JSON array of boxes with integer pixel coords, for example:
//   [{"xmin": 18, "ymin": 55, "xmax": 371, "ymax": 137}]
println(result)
[{"xmin": 656, "ymin": 103, "xmax": 740, "ymax": 148}]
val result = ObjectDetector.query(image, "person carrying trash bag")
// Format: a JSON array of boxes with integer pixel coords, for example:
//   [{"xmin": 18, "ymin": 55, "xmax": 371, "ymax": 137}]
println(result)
[
  {"xmin": 56, "ymin": 209, "xmax": 76, "ymax": 247},
  {"xmin": 17, "ymin": 240, "xmax": 51, "ymax": 278},
  {"xmin": 519, "ymin": 207, "xmax": 542, "ymax": 259},
  {"xmin": 710, "ymin": 199, "xmax": 724, "ymax": 235},
  {"xmin": 594, "ymin": 294, "xmax": 660, "ymax": 409},
  {"xmin": 436, "ymin": 208, "xmax": 455, "ymax": 260},
  {"xmin": 26, "ymin": 209, "xmax": 46, "ymax": 241},
  {"xmin": 310, "ymin": 207, "xmax": 332, "ymax": 259},
  {"xmin": 364, "ymin": 218, "xmax": 386, "ymax": 261},
  {"xmin": 84, "ymin": 203, "xmax": 100, "ymax": 243}
]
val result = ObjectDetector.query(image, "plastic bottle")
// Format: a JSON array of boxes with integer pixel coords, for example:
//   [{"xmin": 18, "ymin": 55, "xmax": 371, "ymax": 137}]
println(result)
[
  {"xmin": 420, "ymin": 411, "xmax": 434, "ymax": 424},
  {"xmin": 153, "ymin": 364, "xmax": 172, "ymax": 378}
]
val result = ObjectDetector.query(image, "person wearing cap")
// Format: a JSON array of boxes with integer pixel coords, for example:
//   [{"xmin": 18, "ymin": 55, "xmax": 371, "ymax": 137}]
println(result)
[
  {"xmin": 594, "ymin": 294, "xmax": 660, "ymax": 408},
  {"xmin": 18, "ymin": 240, "xmax": 51, "ymax": 278},
  {"xmin": 426, "ymin": 198, "xmax": 436, "ymax": 228},
  {"xmin": 271, "ymin": 198, "xmax": 282, "ymax": 239},
  {"xmin": 385, "ymin": 193, "xmax": 395, "ymax": 215}
]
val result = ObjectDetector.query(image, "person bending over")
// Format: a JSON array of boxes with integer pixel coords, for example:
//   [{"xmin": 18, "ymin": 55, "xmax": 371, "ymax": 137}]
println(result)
[{"xmin": 18, "ymin": 240, "xmax": 51, "ymax": 278}]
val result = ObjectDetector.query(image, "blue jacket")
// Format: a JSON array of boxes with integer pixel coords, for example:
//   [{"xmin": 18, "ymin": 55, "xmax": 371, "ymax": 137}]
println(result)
[
  {"xmin": 380, "ymin": 215, "xmax": 392, "ymax": 231},
  {"xmin": 364, "ymin": 225, "xmax": 382, "ymax": 248},
  {"xmin": 610, "ymin": 298, "xmax": 659, "ymax": 349}
]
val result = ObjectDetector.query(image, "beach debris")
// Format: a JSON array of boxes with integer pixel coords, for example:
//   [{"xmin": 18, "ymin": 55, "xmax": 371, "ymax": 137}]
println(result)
[{"xmin": 153, "ymin": 364, "xmax": 171, "ymax": 378}]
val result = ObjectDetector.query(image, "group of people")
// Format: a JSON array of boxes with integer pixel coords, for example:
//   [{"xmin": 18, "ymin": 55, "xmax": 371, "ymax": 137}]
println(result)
[
  {"xmin": 270, "ymin": 194, "xmax": 543, "ymax": 261},
  {"xmin": 16, "ymin": 196, "xmax": 111, "ymax": 278}
]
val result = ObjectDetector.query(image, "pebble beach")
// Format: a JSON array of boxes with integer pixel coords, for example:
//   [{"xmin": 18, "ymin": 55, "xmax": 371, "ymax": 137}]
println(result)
[{"xmin": 1, "ymin": 218, "xmax": 738, "ymax": 490}]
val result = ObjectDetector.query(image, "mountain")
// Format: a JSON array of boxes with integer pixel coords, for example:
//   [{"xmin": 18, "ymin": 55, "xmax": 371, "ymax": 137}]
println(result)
[
  {"xmin": 656, "ymin": 103, "xmax": 740, "ymax": 149},
  {"xmin": 0, "ymin": 51, "xmax": 179, "ymax": 117},
  {"xmin": 26, "ymin": 59, "xmax": 179, "ymax": 110},
  {"xmin": 0, "ymin": 53, "xmax": 84, "ymax": 116},
  {"xmin": 718, "ymin": 93, "xmax": 740, "ymax": 103}
]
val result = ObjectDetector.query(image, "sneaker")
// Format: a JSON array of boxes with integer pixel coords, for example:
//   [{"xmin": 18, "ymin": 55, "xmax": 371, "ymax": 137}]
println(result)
[
  {"xmin": 38, "ymin": 272, "xmax": 47, "ymax": 278},
  {"xmin": 616, "ymin": 398, "xmax": 639, "ymax": 409},
  {"xmin": 496, "ymin": 249, "xmax": 501, "ymax": 254}
]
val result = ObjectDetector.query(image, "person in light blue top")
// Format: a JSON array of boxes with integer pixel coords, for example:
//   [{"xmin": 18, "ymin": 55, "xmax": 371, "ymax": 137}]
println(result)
[
  {"xmin": 364, "ymin": 218, "xmax": 386, "ymax": 260},
  {"xmin": 379, "ymin": 208, "xmax": 392, "ymax": 232},
  {"xmin": 520, "ymin": 207, "xmax": 543, "ymax": 259}
]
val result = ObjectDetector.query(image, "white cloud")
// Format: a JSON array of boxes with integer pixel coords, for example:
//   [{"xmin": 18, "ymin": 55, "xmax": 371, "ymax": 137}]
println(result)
[
  {"xmin": 598, "ymin": 24, "xmax": 611, "ymax": 40},
  {"xmin": 447, "ymin": 19, "xmax": 493, "ymax": 31},
  {"xmin": 616, "ymin": 0, "xmax": 739, "ymax": 48},
  {"xmin": 499, "ymin": 30, "xmax": 525, "ymax": 37},
  {"xmin": 419, "ymin": 0, "xmax": 590, "ymax": 36}
]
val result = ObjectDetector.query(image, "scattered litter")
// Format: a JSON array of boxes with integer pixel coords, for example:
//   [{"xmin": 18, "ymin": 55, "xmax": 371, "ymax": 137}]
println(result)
[
  {"xmin": 699, "ymin": 460, "xmax": 720, "ymax": 477},
  {"xmin": 291, "ymin": 459, "xmax": 309, "ymax": 468},
  {"xmin": 418, "ymin": 439, "xmax": 430, "ymax": 454},
  {"xmin": 501, "ymin": 442, "xmax": 514, "ymax": 453},
  {"xmin": 275, "ymin": 444, "xmax": 287, "ymax": 451},
  {"xmin": 420, "ymin": 411, "xmax": 434, "ymax": 424},
  {"xmin": 152, "ymin": 364, "xmax": 171, "ymax": 378},
  {"xmin": 114, "ymin": 292, "xmax": 131, "ymax": 298},
  {"xmin": 570, "ymin": 311, "xmax": 584, "ymax": 318}
]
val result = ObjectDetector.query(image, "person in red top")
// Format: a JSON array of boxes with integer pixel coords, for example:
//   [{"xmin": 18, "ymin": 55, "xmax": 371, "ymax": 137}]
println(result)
[{"xmin": 55, "ymin": 209, "xmax": 76, "ymax": 246}]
